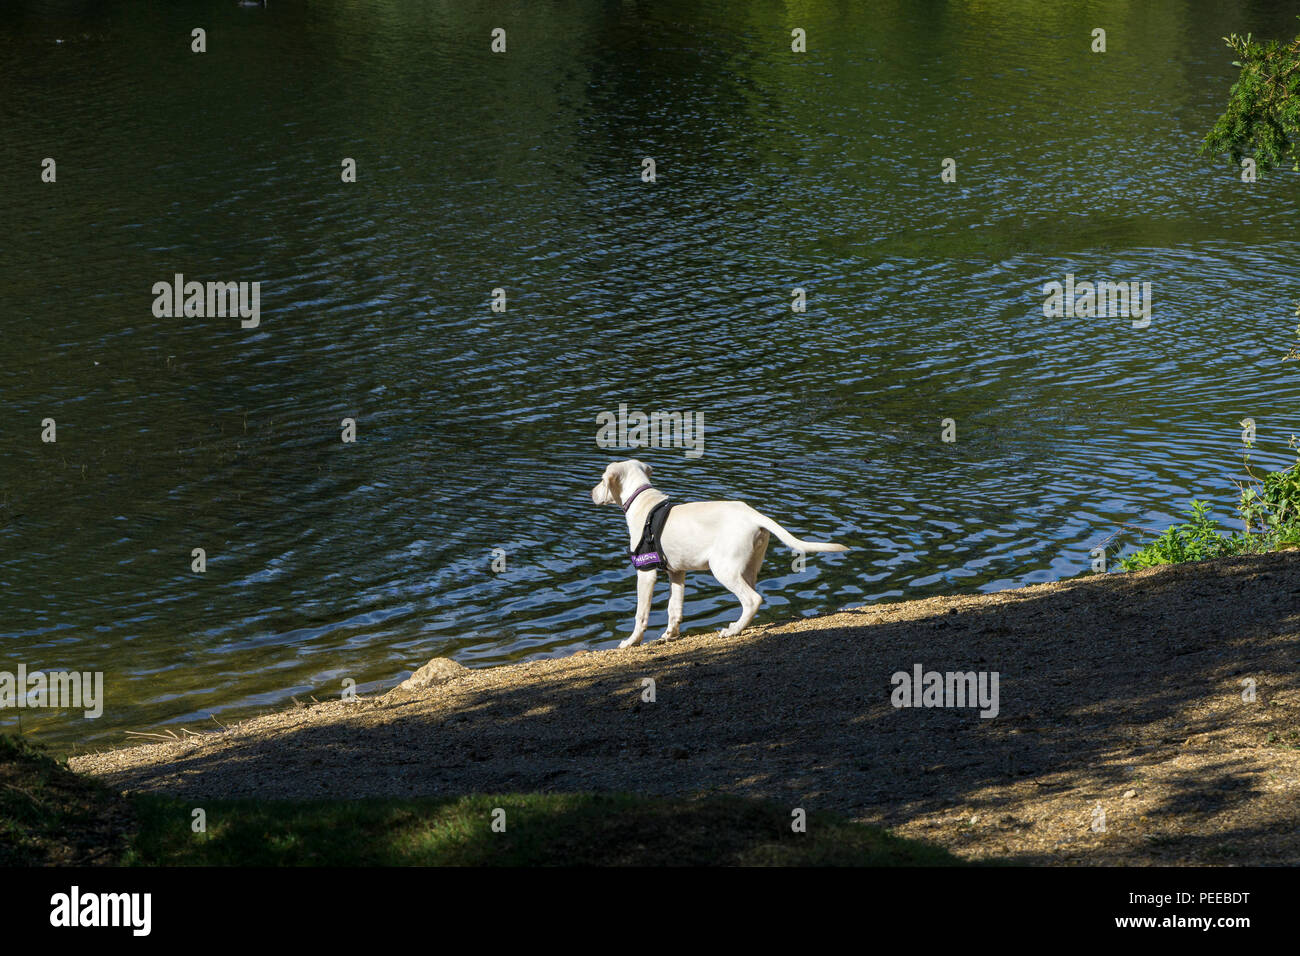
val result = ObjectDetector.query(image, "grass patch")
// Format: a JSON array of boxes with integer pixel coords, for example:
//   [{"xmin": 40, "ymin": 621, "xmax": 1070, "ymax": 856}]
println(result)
[
  {"xmin": 129, "ymin": 791, "xmax": 966, "ymax": 866},
  {"xmin": 4, "ymin": 735, "xmax": 964, "ymax": 866},
  {"xmin": 0, "ymin": 734, "xmax": 133, "ymax": 865}
]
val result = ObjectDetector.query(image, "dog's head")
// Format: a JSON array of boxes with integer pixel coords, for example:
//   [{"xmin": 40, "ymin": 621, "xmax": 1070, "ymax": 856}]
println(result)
[{"xmin": 591, "ymin": 459, "xmax": 653, "ymax": 507}]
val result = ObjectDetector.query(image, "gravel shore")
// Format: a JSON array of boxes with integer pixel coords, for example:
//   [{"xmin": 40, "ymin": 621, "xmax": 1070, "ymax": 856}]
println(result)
[{"xmin": 71, "ymin": 551, "xmax": 1300, "ymax": 864}]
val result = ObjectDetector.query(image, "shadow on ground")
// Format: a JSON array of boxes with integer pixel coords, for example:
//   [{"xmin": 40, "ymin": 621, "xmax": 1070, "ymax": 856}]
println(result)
[{"xmin": 71, "ymin": 551, "xmax": 1300, "ymax": 865}]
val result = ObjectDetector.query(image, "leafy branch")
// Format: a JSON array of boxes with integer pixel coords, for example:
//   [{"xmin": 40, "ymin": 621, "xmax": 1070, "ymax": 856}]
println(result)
[{"xmin": 1201, "ymin": 22, "xmax": 1300, "ymax": 173}]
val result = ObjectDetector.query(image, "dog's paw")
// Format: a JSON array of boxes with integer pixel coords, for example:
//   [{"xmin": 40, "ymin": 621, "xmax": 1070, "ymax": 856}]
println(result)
[
  {"xmin": 719, "ymin": 625, "xmax": 742, "ymax": 637},
  {"xmin": 618, "ymin": 635, "xmax": 643, "ymax": 649},
  {"xmin": 658, "ymin": 630, "xmax": 679, "ymax": 642}
]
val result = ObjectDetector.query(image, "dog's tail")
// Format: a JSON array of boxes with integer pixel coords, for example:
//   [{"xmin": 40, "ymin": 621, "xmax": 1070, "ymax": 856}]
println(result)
[{"xmin": 753, "ymin": 511, "xmax": 849, "ymax": 553}]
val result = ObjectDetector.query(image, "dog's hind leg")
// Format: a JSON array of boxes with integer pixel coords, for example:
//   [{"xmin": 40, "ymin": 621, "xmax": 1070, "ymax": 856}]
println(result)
[
  {"xmin": 712, "ymin": 562, "xmax": 763, "ymax": 638},
  {"xmin": 661, "ymin": 570, "xmax": 686, "ymax": 640},
  {"xmin": 744, "ymin": 529, "xmax": 770, "ymax": 589},
  {"xmin": 620, "ymin": 568, "xmax": 658, "ymax": 649}
]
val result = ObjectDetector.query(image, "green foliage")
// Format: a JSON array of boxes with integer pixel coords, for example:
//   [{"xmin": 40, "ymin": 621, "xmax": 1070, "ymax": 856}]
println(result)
[
  {"xmin": 1120, "ymin": 435, "xmax": 1300, "ymax": 571},
  {"xmin": 1240, "ymin": 442, "xmax": 1300, "ymax": 534},
  {"xmin": 1120, "ymin": 295, "xmax": 1300, "ymax": 570},
  {"xmin": 1201, "ymin": 20, "xmax": 1300, "ymax": 173},
  {"xmin": 1119, "ymin": 500, "xmax": 1231, "ymax": 570}
]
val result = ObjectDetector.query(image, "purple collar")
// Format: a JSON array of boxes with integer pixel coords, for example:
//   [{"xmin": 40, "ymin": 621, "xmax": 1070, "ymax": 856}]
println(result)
[{"xmin": 621, "ymin": 484, "xmax": 653, "ymax": 513}]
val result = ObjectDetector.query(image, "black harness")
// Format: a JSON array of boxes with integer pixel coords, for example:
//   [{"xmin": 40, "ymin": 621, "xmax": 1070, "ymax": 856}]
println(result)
[{"xmin": 629, "ymin": 499, "xmax": 675, "ymax": 572}]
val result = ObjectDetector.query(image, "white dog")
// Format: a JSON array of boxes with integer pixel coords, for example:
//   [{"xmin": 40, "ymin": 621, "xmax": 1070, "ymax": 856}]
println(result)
[{"xmin": 591, "ymin": 459, "xmax": 849, "ymax": 647}]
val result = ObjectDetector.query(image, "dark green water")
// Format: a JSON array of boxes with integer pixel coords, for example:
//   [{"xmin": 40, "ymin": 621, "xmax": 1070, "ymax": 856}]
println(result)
[{"xmin": 2, "ymin": 0, "xmax": 1299, "ymax": 749}]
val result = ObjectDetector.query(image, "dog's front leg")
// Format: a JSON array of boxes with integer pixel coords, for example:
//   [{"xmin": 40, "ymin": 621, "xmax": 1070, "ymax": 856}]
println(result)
[
  {"xmin": 661, "ymin": 570, "xmax": 685, "ymax": 640},
  {"xmin": 619, "ymin": 568, "xmax": 658, "ymax": 648}
]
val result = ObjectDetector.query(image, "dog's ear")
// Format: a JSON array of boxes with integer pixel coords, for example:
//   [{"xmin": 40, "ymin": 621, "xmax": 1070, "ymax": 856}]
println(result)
[
  {"xmin": 591, "ymin": 462, "xmax": 622, "ymax": 506},
  {"xmin": 641, "ymin": 460, "xmax": 653, "ymax": 477}
]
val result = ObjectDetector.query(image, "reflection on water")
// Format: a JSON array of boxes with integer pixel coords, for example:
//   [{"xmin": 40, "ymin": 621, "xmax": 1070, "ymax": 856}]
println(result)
[{"xmin": 1, "ymin": 0, "xmax": 1299, "ymax": 748}]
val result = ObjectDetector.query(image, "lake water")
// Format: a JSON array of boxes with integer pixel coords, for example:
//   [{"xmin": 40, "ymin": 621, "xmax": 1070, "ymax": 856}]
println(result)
[{"xmin": 3, "ymin": 0, "xmax": 1300, "ymax": 749}]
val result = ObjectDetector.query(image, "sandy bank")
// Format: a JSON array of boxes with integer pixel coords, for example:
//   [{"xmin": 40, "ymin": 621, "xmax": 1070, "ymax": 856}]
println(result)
[{"xmin": 71, "ymin": 552, "xmax": 1300, "ymax": 864}]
